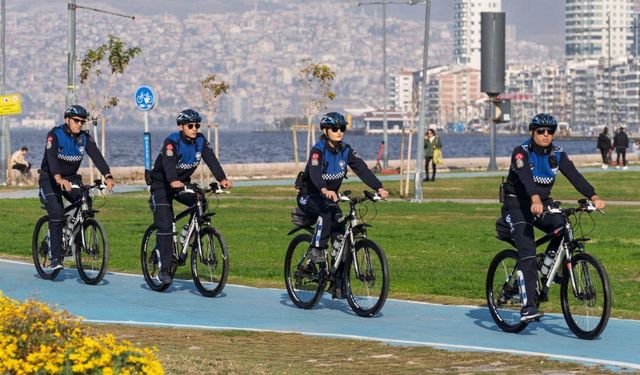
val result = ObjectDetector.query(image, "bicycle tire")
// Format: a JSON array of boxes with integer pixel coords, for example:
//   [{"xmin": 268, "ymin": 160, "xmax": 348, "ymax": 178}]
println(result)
[
  {"xmin": 32, "ymin": 215, "xmax": 61, "ymax": 280},
  {"xmin": 284, "ymin": 233, "xmax": 325, "ymax": 309},
  {"xmin": 140, "ymin": 224, "xmax": 172, "ymax": 292},
  {"xmin": 191, "ymin": 226, "xmax": 229, "ymax": 297},
  {"xmin": 75, "ymin": 218, "xmax": 109, "ymax": 285},
  {"xmin": 344, "ymin": 239, "xmax": 389, "ymax": 317},
  {"xmin": 486, "ymin": 249, "xmax": 528, "ymax": 333},
  {"xmin": 560, "ymin": 252, "xmax": 611, "ymax": 340}
]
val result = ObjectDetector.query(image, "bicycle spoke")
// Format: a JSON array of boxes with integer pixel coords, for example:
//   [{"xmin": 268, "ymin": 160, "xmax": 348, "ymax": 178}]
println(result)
[
  {"xmin": 76, "ymin": 219, "xmax": 108, "ymax": 285},
  {"xmin": 346, "ymin": 239, "xmax": 389, "ymax": 317},
  {"xmin": 486, "ymin": 249, "xmax": 527, "ymax": 333},
  {"xmin": 284, "ymin": 234, "xmax": 324, "ymax": 309},
  {"xmin": 561, "ymin": 253, "xmax": 610, "ymax": 339},
  {"xmin": 192, "ymin": 227, "xmax": 228, "ymax": 297}
]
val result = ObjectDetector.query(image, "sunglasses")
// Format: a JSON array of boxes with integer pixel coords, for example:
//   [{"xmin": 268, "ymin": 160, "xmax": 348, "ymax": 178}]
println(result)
[
  {"xmin": 184, "ymin": 123, "xmax": 201, "ymax": 130},
  {"xmin": 535, "ymin": 128, "xmax": 555, "ymax": 135},
  {"xmin": 329, "ymin": 125, "xmax": 346, "ymax": 133},
  {"xmin": 70, "ymin": 118, "xmax": 87, "ymax": 125}
]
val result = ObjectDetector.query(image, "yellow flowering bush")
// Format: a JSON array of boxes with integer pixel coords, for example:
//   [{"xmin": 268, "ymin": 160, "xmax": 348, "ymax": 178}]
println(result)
[{"xmin": 0, "ymin": 292, "xmax": 163, "ymax": 375}]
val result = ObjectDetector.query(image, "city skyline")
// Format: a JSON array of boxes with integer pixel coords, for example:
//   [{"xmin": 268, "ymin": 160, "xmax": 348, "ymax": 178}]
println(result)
[{"xmin": 0, "ymin": 0, "xmax": 620, "ymax": 130}]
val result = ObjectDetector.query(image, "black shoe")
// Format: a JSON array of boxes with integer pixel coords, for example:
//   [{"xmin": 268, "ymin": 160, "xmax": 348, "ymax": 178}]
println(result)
[
  {"xmin": 423, "ymin": 177, "xmax": 429, "ymax": 181},
  {"xmin": 158, "ymin": 269, "xmax": 173, "ymax": 285},
  {"xmin": 49, "ymin": 259, "xmax": 64, "ymax": 271},
  {"xmin": 520, "ymin": 307, "xmax": 544, "ymax": 322}
]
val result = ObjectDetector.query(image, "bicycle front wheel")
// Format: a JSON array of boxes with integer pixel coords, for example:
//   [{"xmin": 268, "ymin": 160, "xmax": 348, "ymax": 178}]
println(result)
[
  {"xmin": 32, "ymin": 216, "xmax": 61, "ymax": 280},
  {"xmin": 191, "ymin": 226, "xmax": 229, "ymax": 297},
  {"xmin": 284, "ymin": 233, "xmax": 324, "ymax": 309},
  {"xmin": 140, "ymin": 224, "xmax": 171, "ymax": 292},
  {"xmin": 560, "ymin": 252, "xmax": 611, "ymax": 340},
  {"xmin": 344, "ymin": 239, "xmax": 389, "ymax": 317},
  {"xmin": 486, "ymin": 249, "xmax": 528, "ymax": 333},
  {"xmin": 75, "ymin": 218, "xmax": 109, "ymax": 285}
]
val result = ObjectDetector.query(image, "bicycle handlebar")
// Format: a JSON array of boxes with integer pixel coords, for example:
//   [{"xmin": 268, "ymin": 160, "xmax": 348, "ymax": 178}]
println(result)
[
  {"xmin": 338, "ymin": 190, "xmax": 383, "ymax": 203},
  {"xmin": 69, "ymin": 179, "xmax": 108, "ymax": 193},
  {"xmin": 178, "ymin": 182, "xmax": 228, "ymax": 196},
  {"xmin": 545, "ymin": 199, "xmax": 604, "ymax": 216}
]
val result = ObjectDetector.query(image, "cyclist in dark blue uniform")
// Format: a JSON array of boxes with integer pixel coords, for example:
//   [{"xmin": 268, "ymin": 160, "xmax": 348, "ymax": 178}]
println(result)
[
  {"xmin": 297, "ymin": 112, "xmax": 389, "ymax": 264},
  {"xmin": 149, "ymin": 109, "xmax": 232, "ymax": 285},
  {"xmin": 501, "ymin": 113, "xmax": 605, "ymax": 322},
  {"xmin": 38, "ymin": 105, "xmax": 115, "ymax": 271}
]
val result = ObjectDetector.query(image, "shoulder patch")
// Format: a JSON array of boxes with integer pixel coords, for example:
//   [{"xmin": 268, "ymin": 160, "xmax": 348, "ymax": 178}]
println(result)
[
  {"xmin": 311, "ymin": 151, "xmax": 320, "ymax": 166},
  {"xmin": 46, "ymin": 136, "xmax": 53, "ymax": 149},
  {"xmin": 515, "ymin": 153, "xmax": 525, "ymax": 168},
  {"xmin": 165, "ymin": 143, "xmax": 174, "ymax": 157}
]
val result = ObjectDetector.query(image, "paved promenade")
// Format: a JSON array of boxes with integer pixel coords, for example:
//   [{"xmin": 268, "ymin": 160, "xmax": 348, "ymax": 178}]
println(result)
[{"xmin": 1, "ymin": 260, "xmax": 639, "ymax": 371}]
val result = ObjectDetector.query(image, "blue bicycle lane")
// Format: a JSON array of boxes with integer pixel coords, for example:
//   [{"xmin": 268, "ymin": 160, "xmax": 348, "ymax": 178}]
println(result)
[{"xmin": 1, "ymin": 259, "xmax": 638, "ymax": 371}]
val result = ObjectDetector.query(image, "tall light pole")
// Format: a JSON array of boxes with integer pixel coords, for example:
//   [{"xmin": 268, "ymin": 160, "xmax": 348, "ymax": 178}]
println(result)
[
  {"xmin": 357, "ymin": 0, "xmax": 409, "ymax": 168},
  {"xmin": 607, "ymin": 11, "xmax": 612, "ymax": 134},
  {"xmin": 66, "ymin": 0, "xmax": 76, "ymax": 107},
  {"xmin": 0, "ymin": 0, "xmax": 7, "ymax": 185},
  {"xmin": 66, "ymin": 0, "xmax": 134, "ymax": 107},
  {"xmin": 411, "ymin": 0, "xmax": 431, "ymax": 202}
]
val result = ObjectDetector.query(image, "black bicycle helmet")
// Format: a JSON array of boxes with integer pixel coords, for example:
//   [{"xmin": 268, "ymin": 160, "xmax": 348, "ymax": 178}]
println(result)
[
  {"xmin": 319, "ymin": 112, "xmax": 347, "ymax": 129},
  {"xmin": 64, "ymin": 105, "xmax": 88, "ymax": 119},
  {"xmin": 528, "ymin": 113, "xmax": 557, "ymax": 131},
  {"xmin": 176, "ymin": 109, "xmax": 202, "ymax": 125}
]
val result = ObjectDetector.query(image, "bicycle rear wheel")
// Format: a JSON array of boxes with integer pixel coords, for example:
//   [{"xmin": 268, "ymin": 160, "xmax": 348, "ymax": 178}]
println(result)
[
  {"xmin": 560, "ymin": 252, "xmax": 611, "ymax": 340},
  {"xmin": 486, "ymin": 249, "xmax": 528, "ymax": 333},
  {"xmin": 284, "ymin": 233, "xmax": 325, "ymax": 309},
  {"xmin": 191, "ymin": 226, "xmax": 229, "ymax": 297},
  {"xmin": 344, "ymin": 239, "xmax": 389, "ymax": 317},
  {"xmin": 75, "ymin": 218, "xmax": 109, "ymax": 285},
  {"xmin": 140, "ymin": 224, "xmax": 173, "ymax": 292},
  {"xmin": 32, "ymin": 216, "xmax": 61, "ymax": 280}
]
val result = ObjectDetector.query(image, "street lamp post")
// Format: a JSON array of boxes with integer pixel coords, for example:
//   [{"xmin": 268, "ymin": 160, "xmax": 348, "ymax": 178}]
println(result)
[
  {"xmin": 0, "ymin": 0, "xmax": 7, "ymax": 185},
  {"xmin": 410, "ymin": 0, "xmax": 431, "ymax": 202},
  {"xmin": 66, "ymin": 0, "xmax": 134, "ymax": 107}
]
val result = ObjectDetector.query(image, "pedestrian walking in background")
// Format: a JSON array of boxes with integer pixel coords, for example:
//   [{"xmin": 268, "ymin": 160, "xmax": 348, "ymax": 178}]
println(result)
[
  {"xmin": 596, "ymin": 127, "xmax": 612, "ymax": 169},
  {"xmin": 613, "ymin": 126, "xmax": 629, "ymax": 170},
  {"xmin": 423, "ymin": 128, "xmax": 442, "ymax": 182}
]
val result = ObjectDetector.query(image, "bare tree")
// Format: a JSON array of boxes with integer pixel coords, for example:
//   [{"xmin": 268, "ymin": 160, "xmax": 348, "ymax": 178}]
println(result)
[
  {"xmin": 298, "ymin": 59, "xmax": 336, "ymax": 158},
  {"xmin": 200, "ymin": 73, "xmax": 230, "ymax": 156},
  {"xmin": 80, "ymin": 34, "xmax": 141, "ymax": 125},
  {"xmin": 79, "ymin": 34, "xmax": 141, "ymax": 180}
]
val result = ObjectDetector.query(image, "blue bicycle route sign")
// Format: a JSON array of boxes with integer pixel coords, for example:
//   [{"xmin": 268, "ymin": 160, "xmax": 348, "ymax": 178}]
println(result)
[{"xmin": 134, "ymin": 86, "xmax": 156, "ymax": 111}]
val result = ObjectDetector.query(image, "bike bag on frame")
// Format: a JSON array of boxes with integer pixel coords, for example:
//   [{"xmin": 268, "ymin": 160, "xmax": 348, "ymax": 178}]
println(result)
[{"xmin": 290, "ymin": 207, "xmax": 315, "ymax": 228}]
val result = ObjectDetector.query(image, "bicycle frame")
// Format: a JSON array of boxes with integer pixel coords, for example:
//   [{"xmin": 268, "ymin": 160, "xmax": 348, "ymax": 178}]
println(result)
[
  {"xmin": 330, "ymin": 196, "xmax": 371, "ymax": 278},
  {"xmin": 171, "ymin": 185, "xmax": 218, "ymax": 264},
  {"xmin": 49, "ymin": 183, "xmax": 104, "ymax": 260},
  {"xmin": 534, "ymin": 208, "xmax": 591, "ymax": 299}
]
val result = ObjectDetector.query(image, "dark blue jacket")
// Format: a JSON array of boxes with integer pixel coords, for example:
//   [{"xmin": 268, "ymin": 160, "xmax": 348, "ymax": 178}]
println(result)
[
  {"xmin": 39, "ymin": 124, "xmax": 111, "ymax": 179},
  {"xmin": 504, "ymin": 139, "xmax": 596, "ymax": 206},
  {"xmin": 299, "ymin": 138, "xmax": 382, "ymax": 195},
  {"xmin": 150, "ymin": 132, "xmax": 226, "ymax": 187}
]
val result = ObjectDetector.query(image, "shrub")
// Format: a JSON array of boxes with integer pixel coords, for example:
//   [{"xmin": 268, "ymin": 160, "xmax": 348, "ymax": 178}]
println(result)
[{"xmin": 0, "ymin": 292, "xmax": 163, "ymax": 374}]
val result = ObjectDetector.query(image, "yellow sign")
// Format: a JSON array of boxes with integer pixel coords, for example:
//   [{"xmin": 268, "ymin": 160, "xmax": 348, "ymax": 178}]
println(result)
[{"xmin": 0, "ymin": 93, "xmax": 22, "ymax": 116}]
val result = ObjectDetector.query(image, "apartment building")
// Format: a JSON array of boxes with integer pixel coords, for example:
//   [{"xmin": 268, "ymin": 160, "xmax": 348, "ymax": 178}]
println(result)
[{"xmin": 453, "ymin": 0, "xmax": 502, "ymax": 69}]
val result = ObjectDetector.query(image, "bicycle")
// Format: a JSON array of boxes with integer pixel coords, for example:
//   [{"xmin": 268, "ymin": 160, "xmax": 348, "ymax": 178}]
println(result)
[
  {"xmin": 486, "ymin": 199, "xmax": 611, "ymax": 339},
  {"xmin": 284, "ymin": 190, "xmax": 390, "ymax": 317},
  {"xmin": 32, "ymin": 180, "xmax": 109, "ymax": 285},
  {"xmin": 140, "ymin": 182, "xmax": 229, "ymax": 297}
]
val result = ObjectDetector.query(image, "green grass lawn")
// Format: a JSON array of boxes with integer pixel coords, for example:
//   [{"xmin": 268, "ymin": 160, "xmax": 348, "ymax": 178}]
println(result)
[{"xmin": 2, "ymin": 171, "xmax": 639, "ymax": 318}]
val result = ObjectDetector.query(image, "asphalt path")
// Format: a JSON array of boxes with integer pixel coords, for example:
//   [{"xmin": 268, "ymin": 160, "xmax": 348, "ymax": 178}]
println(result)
[{"xmin": 1, "ymin": 259, "xmax": 639, "ymax": 371}]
